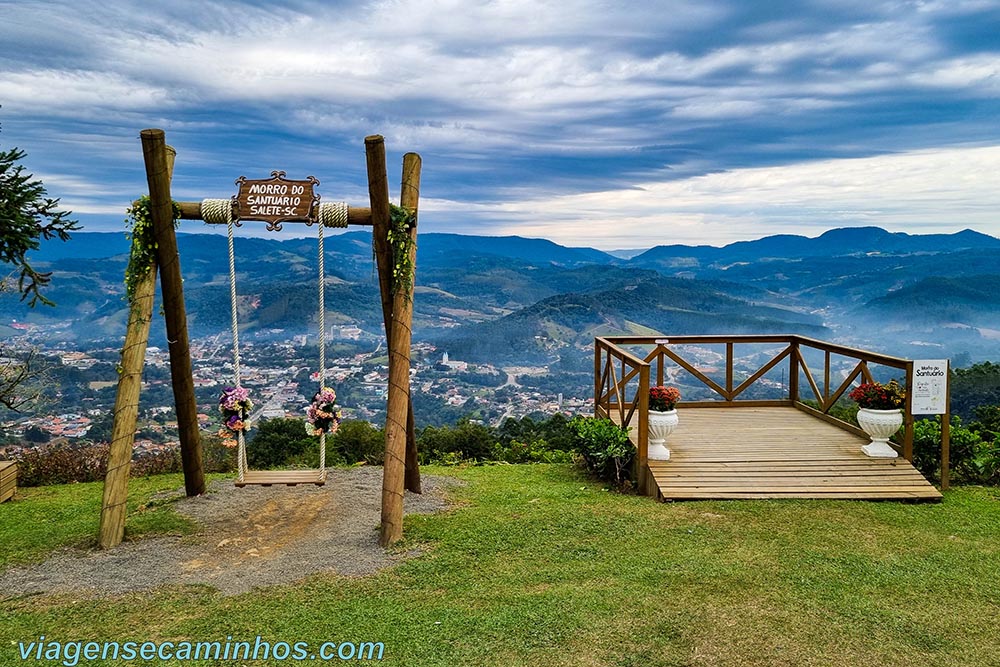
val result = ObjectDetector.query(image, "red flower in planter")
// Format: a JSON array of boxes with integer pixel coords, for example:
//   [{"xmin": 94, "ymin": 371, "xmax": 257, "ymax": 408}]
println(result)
[
  {"xmin": 649, "ymin": 385, "xmax": 681, "ymax": 411},
  {"xmin": 849, "ymin": 381, "xmax": 905, "ymax": 410}
]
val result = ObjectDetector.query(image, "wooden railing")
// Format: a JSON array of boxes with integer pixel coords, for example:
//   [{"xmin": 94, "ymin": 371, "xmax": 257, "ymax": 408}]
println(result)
[{"xmin": 595, "ymin": 335, "xmax": 936, "ymax": 491}]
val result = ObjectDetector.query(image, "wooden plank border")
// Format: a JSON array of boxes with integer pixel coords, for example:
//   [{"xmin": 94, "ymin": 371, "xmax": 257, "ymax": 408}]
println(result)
[{"xmin": 0, "ymin": 460, "xmax": 16, "ymax": 503}]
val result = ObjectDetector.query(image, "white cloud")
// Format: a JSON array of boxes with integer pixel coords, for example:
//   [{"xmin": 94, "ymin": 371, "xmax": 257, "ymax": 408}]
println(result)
[
  {"xmin": 0, "ymin": 70, "xmax": 170, "ymax": 113},
  {"xmin": 910, "ymin": 55, "xmax": 1000, "ymax": 93},
  {"xmin": 442, "ymin": 144, "xmax": 1000, "ymax": 248},
  {"xmin": 2, "ymin": 0, "xmax": 999, "ymax": 247}
]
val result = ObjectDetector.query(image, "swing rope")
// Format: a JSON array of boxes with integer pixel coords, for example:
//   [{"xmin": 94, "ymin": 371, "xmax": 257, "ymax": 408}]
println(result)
[
  {"xmin": 314, "ymin": 202, "xmax": 349, "ymax": 480},
  {"xmin": 317, "ymin": 218, "xmax": 327, "ymax": 480},
  {"xmin": 221, "ymin": 199, "xmax": 348, "ymax": 486},
  {"xmin": 225, "ymin": 216, "xmax": 249, "ymax": 484}
]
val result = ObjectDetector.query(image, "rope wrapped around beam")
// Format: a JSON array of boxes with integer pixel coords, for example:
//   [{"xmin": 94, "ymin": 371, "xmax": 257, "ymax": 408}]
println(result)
[
  {"xmin": 202, "ymin": 199, "xmax": 347, "ymax": 228},
  {"xmin": 201, "ymin": 199, "xmax": 234, "ymax": 225},
  {"xmin": 318, "ymin": 202, "xmax": 349, "ymax": 228}
]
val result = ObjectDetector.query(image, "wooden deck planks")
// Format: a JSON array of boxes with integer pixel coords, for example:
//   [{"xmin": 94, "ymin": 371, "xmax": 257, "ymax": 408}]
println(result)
[{"xmin": 621, "ymin": 407, "xmax": 941, "ymax": 501}]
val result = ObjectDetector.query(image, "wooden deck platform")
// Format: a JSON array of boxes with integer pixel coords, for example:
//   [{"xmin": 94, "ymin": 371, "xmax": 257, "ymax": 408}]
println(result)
[{"xmin": 628, "ymin": 407, "xmax": 941, "ymax": 502}]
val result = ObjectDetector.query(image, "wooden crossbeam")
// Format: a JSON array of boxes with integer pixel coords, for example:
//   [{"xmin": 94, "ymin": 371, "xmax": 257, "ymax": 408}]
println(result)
[
  {"xmin": 731, "ymin": 346, "xmax": 792, "ymax": 400},
  {"xmin": 175, "ymin": 201, "xmax": 374, "ymax": 226},
  {"xmin": 795, "ymin": 347, "xmax": 824, "ymax": 407},
  {"xmin": 860, "ymin": 361, "xmax": 876, "ymax": 385},
  {"xmin": 659, "ymin": 345, "xmax": 728, "ymax": 398},
  {"xmin": 828, "ymin": 361, "xmax": 864, "ymax": 408}
]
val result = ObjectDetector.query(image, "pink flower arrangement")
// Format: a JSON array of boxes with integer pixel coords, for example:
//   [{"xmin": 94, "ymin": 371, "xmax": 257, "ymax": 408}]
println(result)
[
  {"xmin": 218, "ymin": 386, "xmax": 253, "ymax": 448},
  {"xmin": 649, "ymin": 385, "xmax": 681, "ymax": 412},
  {"xmin": 307, "ymin": 386, "xmax": 342, "ymax": 436}
]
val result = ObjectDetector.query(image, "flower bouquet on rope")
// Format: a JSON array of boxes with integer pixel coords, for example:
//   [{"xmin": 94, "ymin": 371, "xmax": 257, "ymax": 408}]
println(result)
[
  {"xmin": 218, "ymin": 386, "xmax": 253, "ymax": 448},
  {"xmin": 307, "ymin": 387, "xmax": 343, "ymax": 436}
]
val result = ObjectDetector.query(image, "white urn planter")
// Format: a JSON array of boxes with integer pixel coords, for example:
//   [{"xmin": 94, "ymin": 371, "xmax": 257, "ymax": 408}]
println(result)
[
  {"xmin": 856, "ymin": 408, "xmax": 903, "ymax": 458},
  {"xmin": 648, "ymin": 409, "xmax": 679, "ymax": 460}
]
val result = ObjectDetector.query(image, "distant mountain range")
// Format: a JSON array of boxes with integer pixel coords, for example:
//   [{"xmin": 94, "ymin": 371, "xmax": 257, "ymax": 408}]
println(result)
[
  {"xmin": 7, "ymin": 226, "xmax": 1000, "ymax": 364},
  {"xmin": 29, "ymin": 225, "xmax": 999, "ymax": 266},
  {"xmin": 629, "ymin": 227, "xmax": 1000, "ymax": 269}
]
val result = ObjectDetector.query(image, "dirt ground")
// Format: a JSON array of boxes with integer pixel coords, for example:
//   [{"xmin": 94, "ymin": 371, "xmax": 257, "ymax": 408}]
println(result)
[{"xmin": 0, "ymin": 467, "xmax": 455, "ymax": 597}]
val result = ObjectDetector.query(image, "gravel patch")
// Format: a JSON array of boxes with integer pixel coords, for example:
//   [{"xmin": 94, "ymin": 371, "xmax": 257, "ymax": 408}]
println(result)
[{"xmin": 1, "ymin": 467, "xmax": 457, "ymax": 597}]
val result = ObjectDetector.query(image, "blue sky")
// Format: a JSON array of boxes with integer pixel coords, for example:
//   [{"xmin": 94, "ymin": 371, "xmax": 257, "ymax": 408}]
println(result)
[{"xmin": 2, "ymin": 0, "xmax": 999, "ymax": 249}]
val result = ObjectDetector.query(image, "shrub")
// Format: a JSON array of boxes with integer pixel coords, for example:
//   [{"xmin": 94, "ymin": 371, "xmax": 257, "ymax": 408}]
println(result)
[
  {"xmin": 571, "ymin": 416, "xmax": 634, "ymax": 486},
  {"xmin": 491, "ymin": 438, "xmax": 574, "ymax": 464},
  {"xmin": 12, "ymin": 434, "xmax": 237, "ymax": 486},
  {"xmin": 912, "ymin": 416, "xmax": 1000, "ymax": 485},
  {"xmin": 247, "ymin": 417, "xmax": 317, "ymax": 469},
  {"xmin": 418, "ymin": 419, "xmax": 496, "ymax": 464},
  {"xmin": 200, "ymin": 433, "xmax": 237, "ymax": 474},
  {"xmin": 331, "ymin": 420, "xmax": 384, "ymax": 465},
  {"xmin": 14, "ymin": 442, "xmax": 108, "ymax": 486},
  {"xmin": 250, "ymin": 419, "xmax": 384, "ymax": 470},
  {"xmin": 131, "ymin": 448, "xmax": 182, "ymax": 477}
]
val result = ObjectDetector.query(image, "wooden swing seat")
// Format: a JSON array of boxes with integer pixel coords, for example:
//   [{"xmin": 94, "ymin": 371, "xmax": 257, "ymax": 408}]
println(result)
[{"xmin": 235, "ymin": 470, "xmax": 326, "ymax": 487}]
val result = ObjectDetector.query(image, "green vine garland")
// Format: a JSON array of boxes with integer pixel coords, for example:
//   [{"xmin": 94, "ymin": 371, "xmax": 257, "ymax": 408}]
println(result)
[
  {"xmin": 124, "ymin": 196, "xmax": 180, "ymax": 305},
  {"xmin": 387, "ymin": 203, "xmax": 417, "ymax": 298}
]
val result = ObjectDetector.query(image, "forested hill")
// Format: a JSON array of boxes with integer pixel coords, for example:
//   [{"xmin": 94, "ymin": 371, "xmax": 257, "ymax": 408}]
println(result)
[
  {"xmin": 862, "ymin": 275, "xmax": 1000, "ymax": 325},
  {"xmin": 437, "ymin": 274, "xmax": 824, "ymax": 364}
]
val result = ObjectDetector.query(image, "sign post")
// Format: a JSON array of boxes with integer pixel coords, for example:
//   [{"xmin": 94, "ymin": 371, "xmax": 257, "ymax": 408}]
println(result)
[{"xmin": 912, "ymin": 359, "xmax": 951, "ymax": 490}]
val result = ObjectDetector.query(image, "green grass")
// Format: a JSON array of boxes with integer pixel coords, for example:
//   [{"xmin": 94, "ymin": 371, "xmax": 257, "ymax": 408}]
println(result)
[
  {"xmin": 2, "ymin": 465, "xmax": 1000, "ymax": 666},
  {"xmin": 0, "ymin": 474, "xmax": 195, "ymax": 568}
]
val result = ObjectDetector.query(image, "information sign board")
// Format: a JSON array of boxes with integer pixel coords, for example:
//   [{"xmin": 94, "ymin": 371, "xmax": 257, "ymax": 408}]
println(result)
[{"xmin": 912, "ymin": 359, "xmax": 949, "ymax": 415}]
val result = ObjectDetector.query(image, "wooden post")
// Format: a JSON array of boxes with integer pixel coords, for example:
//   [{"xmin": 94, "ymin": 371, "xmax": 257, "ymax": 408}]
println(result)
[
  {"xmin": 398, "ymin": 153, "xmax": 423, "ymax": 495},
  {"xmin": 98, "ymin": 142, "xmax": 177, "ymax": 549},
  {"xmin": 824, "ymin": 350, "xmax": 831, "ymax": 404},
  {"xmin": 656, "ymin": 345, "xmax": 664, "ymax": 387},
  {"xmin": 378, "ymin": 152, "xmax": 421, "ymax": 547},
  {"xmin": 637, "ymin": 364, "xmax": 649, "ymax": 495},
  {"xmin": 726, "ymin": 342, "xmax": 734, "ymax": 399},
  {"xmin": 365, "ymin": 136, "xmax": 421, "ymax": 495},
  {"xmin": 941, "ymin": 361, "xmax": 951, "ymax": 491},
  {"xmin": 593, "ymin": 341, "xmax": 602, "ymax": 416},
  {"xmin": 98, "ymin": 247, "xmax": 157, "ymax": 549},
  {"xmin": 140, "ymin": 129, "xmax": 205, "ymax": 497},
  {"xmin": 788, "ymin": 339, "xmax": 800, "ymax": 402},
  {"xmin": 903, "ymin": 360, "xmax": 915, "ymax": 462}
]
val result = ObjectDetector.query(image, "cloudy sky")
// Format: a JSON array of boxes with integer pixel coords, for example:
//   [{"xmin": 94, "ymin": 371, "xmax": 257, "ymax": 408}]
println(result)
[{"xmin": 2, "ymin": 0, "xmax": 999, "ymax": 249}]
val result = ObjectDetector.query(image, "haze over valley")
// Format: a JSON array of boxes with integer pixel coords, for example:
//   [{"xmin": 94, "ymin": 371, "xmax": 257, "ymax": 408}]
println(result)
[{"xmin": 1, "ymin": 225, "xmax": 997, "ymax": 439}]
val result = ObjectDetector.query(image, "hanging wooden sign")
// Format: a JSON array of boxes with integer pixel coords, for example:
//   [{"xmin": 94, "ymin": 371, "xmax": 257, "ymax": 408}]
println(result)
[{"xmin": 234, "ymin": 171, "xmax": 319, "ymax": 230}]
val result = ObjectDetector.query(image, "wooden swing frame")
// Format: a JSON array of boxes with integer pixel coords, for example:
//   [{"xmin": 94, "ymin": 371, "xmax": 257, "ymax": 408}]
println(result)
[{"xmin": 98, "ymin": 130, "xmax": 420, "ymax": 549}]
